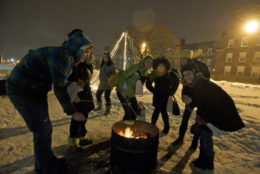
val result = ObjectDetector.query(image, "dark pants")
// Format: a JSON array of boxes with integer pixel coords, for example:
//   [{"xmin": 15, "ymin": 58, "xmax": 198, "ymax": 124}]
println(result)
[
  {"xmin": 96, "ymin": 89, "xmax": 111, "ymax": 106},
  {"xmin": 178, "ymin": 104, "xmax": 199, "ymax": 143},
  {"xmin": 69, "ymin": 119, "xmax": 87, "ymax": 138},
  {"xmin": 200, "ymin": 126, "xmax": 214, "ymax": 156},
  {"xmin": 151, "ymin": 105, "xmax": 169, "ymax": 134},
  {"xmin": 7, "ymin": 89, "xmax": 58, "ymax": 174},
  {"xmin": 116, "ymin": 91, "xmax": 139, "ymax": 120}
]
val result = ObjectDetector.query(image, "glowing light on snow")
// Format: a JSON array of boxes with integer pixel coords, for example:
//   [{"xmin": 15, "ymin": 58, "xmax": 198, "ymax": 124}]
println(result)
[{"xmin": 245, "ymin": 21, "xmax": 259, "ymax": 33}]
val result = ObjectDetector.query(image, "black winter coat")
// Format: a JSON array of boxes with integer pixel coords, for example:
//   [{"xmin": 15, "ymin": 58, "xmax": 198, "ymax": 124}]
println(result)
[
  {"xmin": 190, "ymin": 77, "xmax": 245, "ymax": 132},
  {"xmin": 146, "ymin": 72, "xmax": 179, "ymax": 107},
  {"xmin": 68, "ymin": 62, "xmax": 94, "ymax": 117}
]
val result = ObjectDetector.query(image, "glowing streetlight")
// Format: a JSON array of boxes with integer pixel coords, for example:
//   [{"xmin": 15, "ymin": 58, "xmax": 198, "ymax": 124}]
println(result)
[
  {"xmin": 142, "ymin": 42, "xmax": 146, "ymax": 49},
  {"xmin": 245, "ymin": 20, "xmax": 259, "ymax": 33}
]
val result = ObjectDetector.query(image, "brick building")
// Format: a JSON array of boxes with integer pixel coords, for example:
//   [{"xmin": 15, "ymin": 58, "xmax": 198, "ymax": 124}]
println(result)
[
  {"xmin": 181, "ymin": 41, "xmax": 218, "ymax": 73},
  {"xmin": 213, "ymin": 31, "xmax": 260, "ymax": 84}
]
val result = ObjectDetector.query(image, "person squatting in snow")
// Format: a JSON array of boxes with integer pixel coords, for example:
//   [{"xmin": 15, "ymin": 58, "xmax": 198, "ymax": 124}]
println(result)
[
  {"xmin": 146, "ymin": 57, "xmax": 179, "ymax": 137},
  {"xmin": 95, "ymin": 48, "xmax": 116, "ymax": 115},
  {"xmin": 116, "ymin": 55, "xmax": 153, "ymax": 120},
  {"xmin": 181, "ymin": 63, "xmax": 245, "ymax": 171},
  {"xmin": 6, "ymin": 29, "xmax": 93, "ymax": 174},
  {"xmin": 67, "ymin": 52, "xmax": 95, "ymax": 148},
  {"xmin": 171, "ymin": 49, "xmax": 211, "ymax": 151}
]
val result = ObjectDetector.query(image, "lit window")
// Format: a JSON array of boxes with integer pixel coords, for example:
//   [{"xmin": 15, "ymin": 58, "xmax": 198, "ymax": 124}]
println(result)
[
  {"xmin": 254, "ymin": 52, "xmax": 260, "ymax": 62},
  {"xmin": 226, "ymin": 53, "xmax": 233, "ymax": 62},
  {"xmin": 251, "ymin": 67, "xmax": 260, "ymax": 77},
  {"xmin": 241, "ymin": 38, "xmax": 248, "ymax": 48},
  {"xmin": 207, "ymin": 48, "xmax": 213, "ymax": 55},
  {"xmin": 237, "ymin": 66, "xmax": 245, "ymax": 76},
  {"xmin": 239, "ymin": 52, "xmax": 247, "ymax": 62},
  {"xmin": 190, "ymin": 50, "xmax": 194, "ymax": 58},
  {"xmin": 198, "ymin": 49, "xmax": 203, "ymax": 56},
  {"xmin": 228, "ymin": 39, "xmax": 234, "ymax": 48},
  {"xmin": 207, "ymin": 59, "xmax": 211, "ymax": 66},
  {"xmin": 224, "ymin": 66, "xmax": 231, "ymax": 75}
]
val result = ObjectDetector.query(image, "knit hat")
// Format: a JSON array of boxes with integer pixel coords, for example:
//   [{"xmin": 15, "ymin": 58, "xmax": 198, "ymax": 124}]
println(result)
[{"xmin": 65, "ymin": 29, "xmax": 93, "ymax": 63}]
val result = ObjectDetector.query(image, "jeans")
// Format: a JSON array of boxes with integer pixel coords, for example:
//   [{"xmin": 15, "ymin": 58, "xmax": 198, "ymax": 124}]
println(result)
[
  {"xmin": 116, "ymin": 91, "xmax": 139, "ymax": 120},
  {"xmin": 7, "ymin": 88, "xmax": 58, "ymax": 174},
  {"xmin": 199, "ymin": 126, "xmax": 214, "ymax": 157},
  {"xmin": 96, "ymin": 89, "xmax": 111, "ymax": 106}
]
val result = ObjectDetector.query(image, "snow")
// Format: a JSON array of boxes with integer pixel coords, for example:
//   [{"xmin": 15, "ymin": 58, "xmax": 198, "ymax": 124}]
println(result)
[
  {"xmin": 0, "ymin": 71, "xmax": 260, "ymax": 174},
  {"xmin": 0, "ymin": 64, "xmax": 14, "ymax": 70}
]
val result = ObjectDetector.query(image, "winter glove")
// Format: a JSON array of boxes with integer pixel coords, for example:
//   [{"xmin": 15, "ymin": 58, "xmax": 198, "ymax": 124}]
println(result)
[
  {"xmin": 182, "ymin": 95, "xmax": 192, "ymax": 104},
  {"xmin": 67, "ymin": 82, "xmax": 84, "ymax": 103},
  {"xmin": 72, "ymin": 112, "xmax": 87, "ymax": 121},
  {"xmin": 207, "ymin": 123, "xmax": 222, "ymax": 138},
  {"xmin": 140, "ymin": 76, "xmax": 147, "ymax": 84}
]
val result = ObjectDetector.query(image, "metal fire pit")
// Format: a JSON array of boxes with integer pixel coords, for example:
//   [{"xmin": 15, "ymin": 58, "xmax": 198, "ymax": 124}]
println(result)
[{"xmin": 110, "ymin": 120, "xmax": 159, "ymax": 174}]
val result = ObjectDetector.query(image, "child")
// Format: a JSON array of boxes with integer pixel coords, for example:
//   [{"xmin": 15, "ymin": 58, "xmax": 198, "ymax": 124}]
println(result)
[
  {"xmin": 181, "ymin": 63, "xmax": 245, "ymax": 171},
  {"xmin": 146, "ymin": 57, "xmax": 179, "ymax": 137},
  {"xmin": 67, "ymin": 60, "xmax": 95, "ymax": 147}
]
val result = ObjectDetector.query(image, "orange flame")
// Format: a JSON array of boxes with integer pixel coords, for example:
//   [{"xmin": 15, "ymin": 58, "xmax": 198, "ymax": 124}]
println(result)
[{"xmin": 118, "ymin": 127, "xmax": 134, "ymax": 138}]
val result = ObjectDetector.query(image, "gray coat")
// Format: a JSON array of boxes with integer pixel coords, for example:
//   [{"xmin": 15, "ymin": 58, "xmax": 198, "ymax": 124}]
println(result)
[{"xmin": 98, "ymin": 63, "xmax": 116, "ymax": 90}]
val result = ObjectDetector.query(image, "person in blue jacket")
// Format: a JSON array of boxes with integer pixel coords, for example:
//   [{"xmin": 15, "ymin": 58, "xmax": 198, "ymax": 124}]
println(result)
[{"xmin": 6, "ymin": 29, "xmax": 93, "ymax": 174}]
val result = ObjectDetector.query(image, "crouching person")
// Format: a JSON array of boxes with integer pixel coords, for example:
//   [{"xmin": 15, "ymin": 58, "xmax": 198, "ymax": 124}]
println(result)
[
  {"xmin": 146, "ymin": 57, "xmax": 179, "ymax": 137},
  {"xmin": 116, "ymin": 56, "xmax": 153, "ymax": 120},
  {"xmin": 67, "ymin": 54, "xmax": 95, "ymax": 148},
  {"xmin": 6, "ymin": 29, "xmax": 93, "ymax": 174},
  {"xmin": 182, "ymin": 63, "xmax": 245, "ymax": 171}
]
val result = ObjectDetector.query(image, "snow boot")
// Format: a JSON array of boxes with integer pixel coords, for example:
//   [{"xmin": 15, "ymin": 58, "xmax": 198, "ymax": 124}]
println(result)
[
  {"xmin": 191, "ymin": 151, "xmax": 214, "ymax": 170},
  {"xmin": 104, "ymin": 105, "xmax": 111, "ymax": 115},
  {"xmin": 79, "ymin": 136, "xmax": 93, "ymax": 146},
  {"xmin": 68, "ymin": 137, "xmax": 80, "ymax": 148},
  {"xmin": 94, "ymin": 102, "xmax": 102, "ymax": 111}
]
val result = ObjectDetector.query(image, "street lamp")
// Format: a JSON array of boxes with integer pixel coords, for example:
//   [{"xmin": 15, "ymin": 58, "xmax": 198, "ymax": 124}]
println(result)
[
  {"xmin": 245, "ymin": 20, "xmax": 259, "ymax": 33},
  {"xmin": 140, "ymin": 42, "xmax": 148, "ymax": 58}
]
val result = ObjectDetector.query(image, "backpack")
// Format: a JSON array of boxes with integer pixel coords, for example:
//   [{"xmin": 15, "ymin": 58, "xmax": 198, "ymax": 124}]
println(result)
[{"xmin": 107, "ymin": 70, "xmax": 124, "ymax": 88}]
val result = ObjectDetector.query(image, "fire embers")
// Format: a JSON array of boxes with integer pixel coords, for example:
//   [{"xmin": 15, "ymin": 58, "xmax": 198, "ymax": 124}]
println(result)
[
  {"xmin": 117, "ymin": 126, "xmax": 149, "ymax": 139},
  {"xmin": 110, "ymin": 120, "xmax": 159, "ymax": 174}
]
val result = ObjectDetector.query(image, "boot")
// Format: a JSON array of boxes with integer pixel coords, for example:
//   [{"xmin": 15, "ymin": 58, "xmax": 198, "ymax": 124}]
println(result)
[
  {"xmin": 68, "ymin": 137, "xmax": 80, "ymax": 148},
  {"xmin": 94, "ymin": 102, "xmax": 102, "ymax": 111},
  {"xmin": 191, "ymin": 151, "xmax": 214, "ymax": 170},
  {"xmin": 104, "ymin": 105, "xmax": 111, "ymax": 115},
  {"xmin": 79, "ymin": 136, "xmax": 93, "ymax": 146}
]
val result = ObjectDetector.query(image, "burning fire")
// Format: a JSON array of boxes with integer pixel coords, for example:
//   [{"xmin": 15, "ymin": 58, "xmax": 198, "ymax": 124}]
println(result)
[
  {"xmin": 118, "ymin": 127, "xmax": 134, "ymax": 138},
  {"xmin": 117, "ymin": 127, "xmax": 148, "ymax": 139}
]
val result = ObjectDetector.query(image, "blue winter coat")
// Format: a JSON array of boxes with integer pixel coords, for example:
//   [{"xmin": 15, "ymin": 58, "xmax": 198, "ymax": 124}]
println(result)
[{"xmin": 7, "ymin": 31, "xmax": 92, "ymax": 115}]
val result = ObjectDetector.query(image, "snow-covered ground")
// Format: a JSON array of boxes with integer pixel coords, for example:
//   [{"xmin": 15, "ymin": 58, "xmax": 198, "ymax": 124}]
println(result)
[
  {"xmin": 0, "ymin": 64, "xmax": 14, "ymax": 70},
  {"xmin": 0, "ymin": 71, "xmax": 260, "ymax": 174}
]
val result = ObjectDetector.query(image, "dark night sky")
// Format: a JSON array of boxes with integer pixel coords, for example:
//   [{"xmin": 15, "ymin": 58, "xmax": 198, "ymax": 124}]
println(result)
[{"xmin": 0, "ymin": 0, "xmax": 259, "ymax": 58}]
